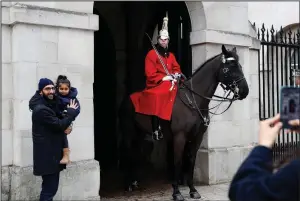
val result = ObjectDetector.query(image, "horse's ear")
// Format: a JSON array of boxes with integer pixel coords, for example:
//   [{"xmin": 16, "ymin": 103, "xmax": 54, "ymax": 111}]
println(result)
[
  {"xmin": 232, "ymin": 47, "xmax": 237, "ymax": 53},
  {"xmin": 221, "ymin": 45, "xmax": 228, "ymax": 55}
]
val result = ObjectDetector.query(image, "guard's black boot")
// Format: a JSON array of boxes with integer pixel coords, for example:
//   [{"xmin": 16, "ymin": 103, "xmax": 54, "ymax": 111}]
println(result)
[{"xmin": 152, "ymin": 116, "xmax": 163, "ymax": 140}]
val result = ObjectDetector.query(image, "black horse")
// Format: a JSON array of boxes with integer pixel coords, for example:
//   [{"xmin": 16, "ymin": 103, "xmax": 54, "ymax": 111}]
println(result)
[{"xmin": 118, "ymin": 45, "xmax": 249, "ymax": 201}]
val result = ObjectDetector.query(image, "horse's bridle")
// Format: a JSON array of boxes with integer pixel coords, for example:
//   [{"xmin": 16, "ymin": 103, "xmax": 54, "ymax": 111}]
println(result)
[{"xmin": 177, "ymin": 54, "xmax": 245, "ymax": 126}]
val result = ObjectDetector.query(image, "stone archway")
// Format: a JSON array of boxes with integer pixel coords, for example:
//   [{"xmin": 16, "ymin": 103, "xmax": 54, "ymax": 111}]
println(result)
[
  {"xmin": 185, "ymin": 2, "xmax": 206, "ymax": 32},
  {"xmin": 91, "ymin": 1, "xmax": 205, "ymax": 195}
]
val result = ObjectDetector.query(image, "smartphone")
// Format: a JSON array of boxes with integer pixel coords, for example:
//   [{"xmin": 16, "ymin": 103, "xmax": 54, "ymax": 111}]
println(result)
[{"xmin": 280, "ymin": 86, "xmax": 300, "ymax": 129}]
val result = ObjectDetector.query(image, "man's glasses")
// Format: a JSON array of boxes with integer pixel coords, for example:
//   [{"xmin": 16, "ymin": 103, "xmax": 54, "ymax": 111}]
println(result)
[{"xmin": 44, "ymin": 87, "xmax": 55, "ymax": 91}]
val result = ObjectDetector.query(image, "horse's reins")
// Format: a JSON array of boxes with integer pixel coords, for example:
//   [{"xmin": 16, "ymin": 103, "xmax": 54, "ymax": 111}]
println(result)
[
  {"xmin": 179, "ymin": 55, "xmax": 245, "ymax": 124},
  {"xmin": 181, "ymin": 55, "xmax": 245, "ymax": 102}
]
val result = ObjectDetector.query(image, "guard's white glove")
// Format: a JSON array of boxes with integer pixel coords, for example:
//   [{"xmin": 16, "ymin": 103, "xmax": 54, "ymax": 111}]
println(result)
[
  {"xmin": 173, "ymin": 73, "xmax": 181, "ymax": 79},
  {"xmin": 162, "ymin": 75, "xmax": 175, "ymax": 81}
]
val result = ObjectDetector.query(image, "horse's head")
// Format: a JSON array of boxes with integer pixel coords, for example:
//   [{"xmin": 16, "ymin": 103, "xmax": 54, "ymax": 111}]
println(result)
[{"xmin": 217, "ymin": 45, "xmax": 249, "ymax": 100}]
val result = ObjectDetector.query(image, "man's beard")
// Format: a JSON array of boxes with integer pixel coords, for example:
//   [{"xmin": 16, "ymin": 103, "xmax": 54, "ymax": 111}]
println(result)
[
  {"xmin": 47, "ymin": 94, "xmax": 54, "ymax": 100},
  {"xmin": 45, "ymin": 94, "xmax": 54, "ymax": 100},
  {"xmin": 159, "ymin": 43, "xmax": 168, "ymax": 49},
  {"xmin": 41, "ymin": 92, "xmax": 55, "ymax": 101}
]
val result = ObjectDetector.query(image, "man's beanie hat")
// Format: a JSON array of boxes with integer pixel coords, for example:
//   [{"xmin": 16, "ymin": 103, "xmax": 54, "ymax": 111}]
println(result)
[{"xmin": 38, "ymin": 78, "xmax": 54, "ymax": 91}]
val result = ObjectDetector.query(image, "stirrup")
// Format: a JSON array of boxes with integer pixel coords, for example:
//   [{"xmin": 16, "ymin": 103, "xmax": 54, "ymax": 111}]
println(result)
[
  {"xmin": 152, "ymin": 129, "xmax": 163, "ymax": 141},
  {"xmin": 158, "ymin": 126, "xmax": 163, "ymax": 139}
]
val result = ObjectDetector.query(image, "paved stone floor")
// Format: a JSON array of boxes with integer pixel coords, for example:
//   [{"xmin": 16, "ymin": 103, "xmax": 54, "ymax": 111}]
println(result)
[{"xmin": 101, "ymin": 183, "xmax": 230, "ymax": 201}]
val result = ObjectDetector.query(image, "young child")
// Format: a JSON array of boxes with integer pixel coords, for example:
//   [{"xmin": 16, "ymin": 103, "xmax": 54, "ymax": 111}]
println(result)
[{"xmin": 55, "ymin": 75, "xmax": 81, "ymax": 164}]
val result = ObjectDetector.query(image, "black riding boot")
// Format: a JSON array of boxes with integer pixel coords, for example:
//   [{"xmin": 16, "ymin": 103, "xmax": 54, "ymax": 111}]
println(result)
[{"xmin": 152, "ymin": 116, "xmax": 163, "ymax": 140}]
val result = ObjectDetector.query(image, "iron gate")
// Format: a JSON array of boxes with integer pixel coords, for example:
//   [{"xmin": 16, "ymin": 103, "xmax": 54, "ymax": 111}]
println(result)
[{"xmin": 257, "ymin": 23, "xmax": 300, "ymax": 163}]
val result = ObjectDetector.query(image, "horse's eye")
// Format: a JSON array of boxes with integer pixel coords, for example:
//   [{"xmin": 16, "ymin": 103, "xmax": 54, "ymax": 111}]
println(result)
[{"xmin": 223, "ymin": 68, "xmax": 229, "ymax": 73}]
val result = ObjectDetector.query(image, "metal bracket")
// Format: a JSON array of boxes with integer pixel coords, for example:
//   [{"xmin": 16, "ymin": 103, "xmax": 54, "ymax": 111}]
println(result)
[{"xmin": 203, "ymin": 116, "xmax": 210, "ymax": 126}]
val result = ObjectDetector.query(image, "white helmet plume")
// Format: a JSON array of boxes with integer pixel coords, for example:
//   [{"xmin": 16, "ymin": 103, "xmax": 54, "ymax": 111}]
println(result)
[{"xmin": 158, "ymin": 12, "xmax": 169, "ymax": 40}]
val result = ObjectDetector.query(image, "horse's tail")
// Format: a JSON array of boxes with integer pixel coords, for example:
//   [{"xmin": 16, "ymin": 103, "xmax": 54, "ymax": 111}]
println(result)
[
  {"xmin": 118, "ymin": 95, "xmax": 137, "ymax": 174},
  {"xmin": 118, "ymin": 95, "xmax": 134, "ymax": 119}
]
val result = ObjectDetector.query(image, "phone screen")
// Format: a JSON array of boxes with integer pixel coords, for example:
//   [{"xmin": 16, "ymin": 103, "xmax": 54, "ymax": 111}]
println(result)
[{"xmin": 280, "ymin": 87, "xmax": 300, "ymax": 129}]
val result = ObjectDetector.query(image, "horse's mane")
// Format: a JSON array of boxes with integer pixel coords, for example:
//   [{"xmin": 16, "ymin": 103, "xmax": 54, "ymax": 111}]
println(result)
[{"xmin": 189, "ymin": 53, "xmax": 222, "ymax": 79}]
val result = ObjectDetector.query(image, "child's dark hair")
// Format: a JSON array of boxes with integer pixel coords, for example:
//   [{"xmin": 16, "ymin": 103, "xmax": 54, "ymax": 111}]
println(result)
[{"xmin": 56, "ymin": 75, "xmax": 71, "ymax": 89}]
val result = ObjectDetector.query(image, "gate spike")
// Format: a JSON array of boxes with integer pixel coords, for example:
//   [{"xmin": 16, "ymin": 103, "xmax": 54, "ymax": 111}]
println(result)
[
  {"xmin": 266, "ymin": 28, "xmax": 269, "ymax": 42},
  {"xmin": 270, "ymin": 25, "xmax": 275, "ymax": 42},
  {"xmin": 284, "ymin": 30, "xmax": 288, "ymax": 44},
  {"xmin": 288, "ymin": 28, "xmax": 292, "ymax": 44},
  {"xmin": 261, "ymin": 23, "xmax": 266, "ymax": 41},
  {"xmin": 279, "ymin": 26, "xmax": 284, "ymax": 43},
  {"xmin": 296, "ymin": 29, "xmax": 300, "ymax": 44}
]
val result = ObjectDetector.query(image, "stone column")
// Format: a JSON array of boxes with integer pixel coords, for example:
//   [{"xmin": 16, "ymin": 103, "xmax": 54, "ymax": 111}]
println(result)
[
  {"xmin": 186, "ymin": 2, "xmax": 261, "ymax": 184},
  {"xmin": 2, "ymin": 2, "xmax": 100, "ymax": 200},
  {"xmin": 2, "ymin": 2, "xmax": 14, "ymax": 200}
]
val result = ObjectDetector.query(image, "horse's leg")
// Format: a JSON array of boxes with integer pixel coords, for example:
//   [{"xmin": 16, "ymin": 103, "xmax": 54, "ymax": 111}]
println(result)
[
  {"xmin": 119, "ymin": 129, "xmax": 137, "ymax": 191},
  {"xmin": 172, "ymin": 132, "xmax": 186, "ymax": 201},
  {"xmin": 185, "ymin": 126, "xmax": 206, "ymax": 199},
  {"xmin": 119, "ymin": 98, "xmax": 139, "ymax": 191}
]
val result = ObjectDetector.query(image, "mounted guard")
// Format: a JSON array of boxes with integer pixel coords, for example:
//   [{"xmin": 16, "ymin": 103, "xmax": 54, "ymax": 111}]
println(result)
[{"xmin": 130, "ymin": 15, "xmax": 183, "ymax": 141}]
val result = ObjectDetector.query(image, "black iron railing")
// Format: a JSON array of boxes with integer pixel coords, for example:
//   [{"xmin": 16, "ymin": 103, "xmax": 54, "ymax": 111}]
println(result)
[{"xmin": 256, "ymin": 23, "xmax": 300, "ymax": 163}]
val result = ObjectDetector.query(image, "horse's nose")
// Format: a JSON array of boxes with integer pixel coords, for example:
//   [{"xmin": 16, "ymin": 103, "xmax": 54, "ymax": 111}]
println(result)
[{"xmin": 238, "ymin": 85, "xmax": 249, "ymax": 100}]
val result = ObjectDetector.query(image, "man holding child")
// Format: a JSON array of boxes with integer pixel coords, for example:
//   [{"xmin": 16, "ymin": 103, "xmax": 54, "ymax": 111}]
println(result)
[{"xmin": 29, "ymin": 77, "xmax": 79, "ymax": 201}]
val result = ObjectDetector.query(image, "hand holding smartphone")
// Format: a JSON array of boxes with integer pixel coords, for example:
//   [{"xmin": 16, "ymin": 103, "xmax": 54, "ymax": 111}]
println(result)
[{"xmin": 280, "ymin": 86, "xmax": 300, "ymax": 129}]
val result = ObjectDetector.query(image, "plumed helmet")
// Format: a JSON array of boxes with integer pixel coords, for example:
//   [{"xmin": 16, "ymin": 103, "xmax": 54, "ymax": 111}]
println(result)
[{"xmin": 158, "ymin": 14, "xmax": 169, "ymax": 40}]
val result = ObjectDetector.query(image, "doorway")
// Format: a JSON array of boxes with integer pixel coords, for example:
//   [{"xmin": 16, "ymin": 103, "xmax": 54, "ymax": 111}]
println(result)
[
  {"xmin": 127, "ymin": 2, "xmax": 192, "ymax": 94},
  {"xmin": 93, "ymin": 1, "xmax": 192, "ymax": 196},
  {"xmin": 93, "ymin": 7, "xmax": 117, "ymax": 172},
  {"xmin": 144, "ymin": 2, "xmax": 192, "ymax": 77}
]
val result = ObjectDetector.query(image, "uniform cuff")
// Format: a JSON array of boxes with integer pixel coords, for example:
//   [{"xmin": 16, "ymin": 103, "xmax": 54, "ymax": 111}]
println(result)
[{"xmin": 251, "ymin": 145, "xmax": 273, "ymax": 162}]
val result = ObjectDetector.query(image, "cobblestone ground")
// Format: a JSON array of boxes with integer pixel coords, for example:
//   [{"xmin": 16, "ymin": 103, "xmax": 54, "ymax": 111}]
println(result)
[{"xmin": 101, "ymin": 183, "xmax": 230, "ymax": 201}]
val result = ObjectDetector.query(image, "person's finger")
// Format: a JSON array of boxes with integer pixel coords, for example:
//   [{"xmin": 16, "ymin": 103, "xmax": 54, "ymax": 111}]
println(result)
[
  {"xmin": 288, "ymin": 119, "xmax": 300, "ymax": 126},
  {"xmin": 272, "ymin": 122, "xmax": 283, "ymax": 132},
  {"xmin": 264, "ymin": 114, "xmax": 280, "ymax": 125}
]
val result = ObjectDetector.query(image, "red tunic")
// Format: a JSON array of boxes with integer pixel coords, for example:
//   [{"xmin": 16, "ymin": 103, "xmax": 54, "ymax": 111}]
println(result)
[{"xmin": 130, "ymin": 49, "xmax": 182, "ymax": 120}]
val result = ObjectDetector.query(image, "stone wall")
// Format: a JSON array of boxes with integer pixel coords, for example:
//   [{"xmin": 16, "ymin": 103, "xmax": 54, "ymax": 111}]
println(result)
[
  {"xmin": 2, "ymin": 5, "xmax": 14, "ymax": 201},
  {"xmin": 1, "ymin": 2, "xmax": 100, "ymax": 200}
]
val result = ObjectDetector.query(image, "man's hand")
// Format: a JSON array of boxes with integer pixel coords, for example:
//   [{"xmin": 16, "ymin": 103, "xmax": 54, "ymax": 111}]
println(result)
[
  {"xmin": 258, "ymin": 114, "xmax": 282, "ymax": 148},
  {"xmin": 67, "ymin": 99, "xmax": 79, "ymax": 110},
  {"xmin": 162, "ymin": 75, "xmax": 175, "ymax": 81},
  {"xmin": 64, "ymin": 126, "xmax": 72, "ymax": 135},
  {"xmin": 173, "ymin": 73, "xmax": 181, "ymax": 79}
]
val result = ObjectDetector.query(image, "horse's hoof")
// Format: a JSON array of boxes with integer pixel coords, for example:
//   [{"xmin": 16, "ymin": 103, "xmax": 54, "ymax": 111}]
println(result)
[
  {"xmin": 131, "ymin": 181, "xmax": 139, "ymax": 190},
  {"xmin": 172, "ymin": 193, "xmax": 185, "ymax": 201},
  {"xmin": 178, "ymin": 179, "xmax": 184, "ymax": 185},
  {"xmin": 189, "ymin": 191, "xmax": 201, "ymax": 199},
  {"xmin": 125, "ymin": 185, "xmax": 133, "ymax": 192}
]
